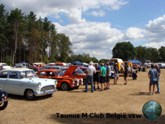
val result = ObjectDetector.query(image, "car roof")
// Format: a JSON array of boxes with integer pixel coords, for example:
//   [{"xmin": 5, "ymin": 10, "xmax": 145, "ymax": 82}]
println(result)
[
  {"xmin": 1, "ymin": 68, "xmax": 32, "ymax": 72},
  {"xmin": 38, "ymin": 69, "xmax": 59, "ymax": 72}
]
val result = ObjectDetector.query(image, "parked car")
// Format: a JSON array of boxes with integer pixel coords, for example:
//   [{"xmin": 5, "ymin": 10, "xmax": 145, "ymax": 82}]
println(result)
[
  {"xmin": 14, "ymin": 62, "xmax": 30, "ymax": 68},
  {"xmin": 29, "ymin": 62, "xmax": 46, "ymax": 72},
  {"xmin": 144, "ymin": 60, "xmax": 153, "ymax": 68},
  {"xmin": 0, "ymin": 63, "xmax": 12, "ymax": 70},
  {"xmin": 0, "ymin": 89, "xmax": 8, "ymax": 110},
  {"xmin": 0, "ymin": 68, "xmax": 57, "ymax": 99},
  {"xmin": 155, "ymin": 63, "xmax": 165, "ymax": 69},
  {"xmin": 36, "ymin": 66, "xmax": 86, "ymax": 91}
]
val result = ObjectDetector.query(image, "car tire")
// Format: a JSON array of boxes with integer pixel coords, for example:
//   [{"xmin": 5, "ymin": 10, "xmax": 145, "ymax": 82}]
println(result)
[
  {"xmin": 25, "ymin": 89, "xmax": 35, "ymax": 100},
  {"xmin": 0, "ymin": 101, "xmax": 8, "ymax": 110},
  {"xmin": 61, "ymin": 82, "xmax": 70, "ymax": 91}
]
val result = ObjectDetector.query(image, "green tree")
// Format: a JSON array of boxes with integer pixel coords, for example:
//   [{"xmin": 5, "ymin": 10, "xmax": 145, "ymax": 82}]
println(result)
[
  {"xmin": 159, "ymin": 46, "xmax": 165, "ymax": 62},
  {"xmin": 112, "ymin": 42, "xmax": 135, "ymax": 61},
  {"xmin": 8, "ymin": 8, "xmax": 24, "ymax": 64},
  {"xmin": 55, "ymin": 33, "xmax": 73, "ymax": 62},
  {"xmin": 135, "ymin": 46, "xmax": 148, "ymax": 63},
  {"xmin": 0, "ymin": 4, "xmax": 10, "ymax": 62},
  {"xmin": 147, "ymin": 48, "xmax": 159, "ymax": 62}
]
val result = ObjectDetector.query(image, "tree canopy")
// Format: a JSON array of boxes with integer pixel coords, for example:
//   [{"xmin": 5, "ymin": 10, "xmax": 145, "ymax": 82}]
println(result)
[
  {"xmin": 112, "ymin": 42, "xmax": 135, "ymax": 61},
  {"xmin": 0, "ymin": 4, "xmax": 73, "ymax": 65}
]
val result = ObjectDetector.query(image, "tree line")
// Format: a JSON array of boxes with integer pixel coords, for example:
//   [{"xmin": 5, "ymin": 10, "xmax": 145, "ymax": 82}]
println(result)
[
  {"xmin": 0, "ymin": 4, "xmax": 73, "ymax": 65},
  {"xmin": 112, "ymin": 42, "xmax": 165, "ymax": 63},
  {"xmin": 0, "ymin": 4, "xmax": 164, "ymax": 65}
]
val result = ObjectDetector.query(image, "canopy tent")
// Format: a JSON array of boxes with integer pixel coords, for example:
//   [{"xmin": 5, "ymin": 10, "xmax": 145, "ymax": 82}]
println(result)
[
  {"xmin": 128, "ymin": 60, "xmax": 142, "ymax": 65},
  {"xmin": 72, "ymin": 61, "xmax": 83, "ymax": 65}
]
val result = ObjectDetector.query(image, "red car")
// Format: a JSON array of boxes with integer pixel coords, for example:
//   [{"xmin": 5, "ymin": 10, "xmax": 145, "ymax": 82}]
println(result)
[{"xmin": 36, "ymin": 66, "xmax": 86, "ymax": 91}]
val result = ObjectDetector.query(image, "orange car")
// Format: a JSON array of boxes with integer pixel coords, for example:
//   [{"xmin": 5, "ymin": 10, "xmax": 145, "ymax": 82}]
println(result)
[{"xmin": 36, "ymin": 66, "xmax": 86, "ymax": 91}]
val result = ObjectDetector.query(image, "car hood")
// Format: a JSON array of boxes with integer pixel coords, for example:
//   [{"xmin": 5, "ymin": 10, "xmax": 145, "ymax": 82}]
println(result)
[
  {"xmin": 63, "ymin": 65, "xmax": 77, "ymax": 76},
  {"xmin": 21, "ymin": 77, "xmax": 57, "ymax": 86}
]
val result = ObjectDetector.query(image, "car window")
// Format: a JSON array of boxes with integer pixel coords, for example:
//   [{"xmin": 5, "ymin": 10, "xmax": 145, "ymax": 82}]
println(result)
[
  {"xmin": 19, "ymin": 72, "xmax": 26, "ymax": 78},
  {"xmin": 73, "ymin": 68, "xmax": 84, "ymax": 75},
  {"xmin": 9, "ymin": 72, "xmax": 19, "ymax": 79},
  {"xmin": 0, "ymin": 71, "xmax": 8, "ymax": 78},
  {"xmin": 26, "ymin": 71, "xmax": 36, "ymax": 78},
  {"xmin": 38, "ymin": 72, "xmax": 46, "ymax": 76},
  {"xmin": 58, "ymin": 70, "xmax": 65, "ymax": 76},
  {"xmin": 47, "ymin": 72, "xmax": 55, "ymax": 76}
]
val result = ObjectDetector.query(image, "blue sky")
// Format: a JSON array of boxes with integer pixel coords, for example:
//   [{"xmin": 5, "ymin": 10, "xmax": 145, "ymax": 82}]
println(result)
[{"xmin": 1, "ymin": 0, "xmax": 165, "ymax": 60}]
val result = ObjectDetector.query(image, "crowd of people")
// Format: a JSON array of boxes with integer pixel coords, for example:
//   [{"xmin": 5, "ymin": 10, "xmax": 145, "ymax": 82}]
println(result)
[
  {"xmin": 84, "ymin": 61, "xmax": 131, "ymax": 92},
  {"xmin": 84, "ymin": 61, "xmax": 161, "ymax": 95}
]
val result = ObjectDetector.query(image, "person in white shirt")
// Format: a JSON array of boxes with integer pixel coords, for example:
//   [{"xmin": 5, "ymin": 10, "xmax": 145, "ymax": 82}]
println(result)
[{"xmin": 85, "ymin": 61, "xmax": 96, "ymax": 92}]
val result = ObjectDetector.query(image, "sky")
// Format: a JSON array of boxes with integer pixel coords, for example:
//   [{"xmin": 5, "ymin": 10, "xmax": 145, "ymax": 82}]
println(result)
[{"xmin": 1, "ymin": 0, "xmax": 165, "ymax": 60}]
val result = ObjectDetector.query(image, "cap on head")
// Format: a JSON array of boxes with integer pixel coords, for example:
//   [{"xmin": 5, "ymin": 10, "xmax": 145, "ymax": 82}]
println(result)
[{"xmin": 89, "ymin": 61, "xmax": 93, "ymax": 65}]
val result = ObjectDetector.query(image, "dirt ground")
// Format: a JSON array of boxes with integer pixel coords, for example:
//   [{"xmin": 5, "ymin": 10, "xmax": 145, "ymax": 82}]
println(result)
[{"xmin": 0, "ymin": 69, "xmax": 165, "ymax": 124}]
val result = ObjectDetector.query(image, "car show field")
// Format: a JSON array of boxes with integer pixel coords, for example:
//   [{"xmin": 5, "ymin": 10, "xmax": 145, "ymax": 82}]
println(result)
[{"xmin": 0, "ymin": 69, "xmax": 165, "ymax": 124}]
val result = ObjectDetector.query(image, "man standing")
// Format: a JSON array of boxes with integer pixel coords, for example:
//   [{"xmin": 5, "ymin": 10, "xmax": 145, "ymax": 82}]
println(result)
[
  {"xmin": 105, "ymin": 62, "xmax": 111, "ymax": 89},
  {"xmin": 155, "ymin": 64, "xmax": 161, "ymax": 94},
  {"xmin": 100, "ymin": 63, "xmax": 107, "ymax": 91},
  {"xmin": 124, "ymin": 62, "xmax": 128, "ymax": 85},
  {"xmin": 85, "ymin": 61, "xmax": 96, "ymax": 92},
  {"xmin": 114, "ymin": 63, "xmax": 119, "ymax": 84},
  {"xmin": 148, "ymin": 64, "xmax": 158, "ymax": 95}
]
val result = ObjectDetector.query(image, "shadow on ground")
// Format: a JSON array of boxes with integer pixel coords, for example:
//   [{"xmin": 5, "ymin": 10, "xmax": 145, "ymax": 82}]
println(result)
[
  {"xmin": 49, "ymin": 113, "xmax": 165, "ymax": 124},
  {"xmin": 130, "ymin": 92, "xmax": 150, "ymax": 96},
  {"xmin": 8, "ymin": 94, "xmax": 53, "ymax": 101}
]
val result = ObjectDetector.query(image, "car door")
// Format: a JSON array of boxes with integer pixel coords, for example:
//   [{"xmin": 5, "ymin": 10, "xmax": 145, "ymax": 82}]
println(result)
[
  {"xmin": 0, "ymin": 71, "xmax": 8, "ymax": 90},
  {"xmin": 4, "ymin": 71, "xmax": 22, "ymax": 95}
]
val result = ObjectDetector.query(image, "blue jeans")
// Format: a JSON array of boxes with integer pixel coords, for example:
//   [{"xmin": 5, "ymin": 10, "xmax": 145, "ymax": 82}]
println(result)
[
  {"xmin": 156, "ymin": 77, "xmax": 160, "ymax": 93},
  {"xmin": 85, "ymin": 75, "xmax": 94, "ymax": 92}
]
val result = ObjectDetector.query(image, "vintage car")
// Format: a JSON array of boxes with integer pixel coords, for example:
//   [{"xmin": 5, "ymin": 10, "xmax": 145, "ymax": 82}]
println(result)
[
  {"xmin": 0, "ymin": 89, "xmax": 8, "ymax": 110},
  {"xmin": 36, "ymin": 66, "xmax": 86, "ymax": 91},
  {"xmin": 0, "ymin": 68, "xmax": 57, "ymax": 99},
  {"xmin": 0, "ymin": 63, "xmax": 12, "ymax": 70},
  {"xmin": 14, "ymin": 62, "xmax": 30, "ymax": 68}
]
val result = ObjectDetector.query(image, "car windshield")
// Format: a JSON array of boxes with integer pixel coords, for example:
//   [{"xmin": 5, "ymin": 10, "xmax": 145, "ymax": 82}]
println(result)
[
  {"xmin": 57, "ymin": 70, "xmax": 65, "ymax": 76},
  {"xmin": 20, "ymin": 71, "xmax": 37, "ymax": 78},
  {"xmin": 75, "ymin": 68, "xmax": 85, "ymax": 74}
]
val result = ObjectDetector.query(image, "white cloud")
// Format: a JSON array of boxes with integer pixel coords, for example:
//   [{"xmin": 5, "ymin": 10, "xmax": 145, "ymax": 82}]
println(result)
[
  {"xmin": 145, "ymin": 15, "xmax": 165, "ymax": 42},
  {"xmin": 101, "ymin": 0, "xmax": 128, "ymax": 10},
  {"xmin": 90, "ymin": 10, "xmax": 106, "ymax": 17},
  {"xmin": 1, "ymin": 0, "xmax": 165, "ymax": 60},
  {"xmin": 55, "ymin": 22, "xmax": 124, "ymax": 59},
  {"xmin": 1, "ymin": 0, "xmax": 128, "ymax": 24},
  {"xmin": 125, "ymin": 27, "xmax": 145, "ymax": 39},
  {"xmin": 143, "ymin": 42, "xmax": 165, "ymax": 49}
]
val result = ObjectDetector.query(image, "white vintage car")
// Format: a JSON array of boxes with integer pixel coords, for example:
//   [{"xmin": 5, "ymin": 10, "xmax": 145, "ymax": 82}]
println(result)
[{"xmin": 0, "ymin": 68, "xmax": 57, "ymax": 99}]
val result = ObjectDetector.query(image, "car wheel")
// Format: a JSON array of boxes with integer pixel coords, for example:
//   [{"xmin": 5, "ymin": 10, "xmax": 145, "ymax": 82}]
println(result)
[
  {"xmin": 61, "ymin": 82, "xmax": 70, "ymax": 91},
  {"xmin": 25, "ymin": 89, "xmax": 35, "ymax": 100},
  {"xmin": 0, "ymin": 101, "xmax": 8, "ymax": 110}
]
